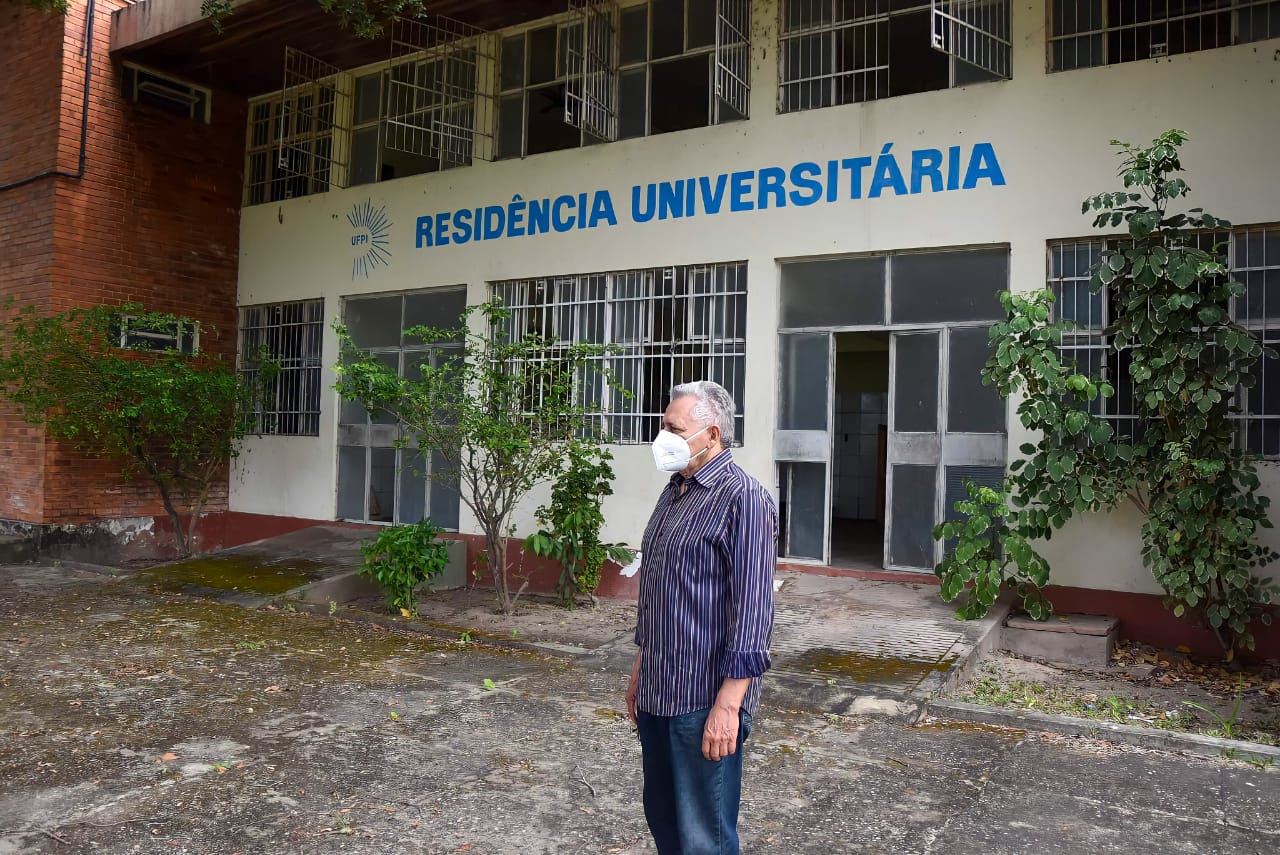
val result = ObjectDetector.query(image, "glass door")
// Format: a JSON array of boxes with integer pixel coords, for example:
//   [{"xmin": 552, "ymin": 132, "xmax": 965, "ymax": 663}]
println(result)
[{"xmin": 775, "ymin": 332, "xmax": 833, "ymax": 561}]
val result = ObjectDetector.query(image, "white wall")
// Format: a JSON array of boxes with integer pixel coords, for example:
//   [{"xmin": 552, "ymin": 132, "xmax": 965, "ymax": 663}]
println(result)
[{"xmin": 232, "ymin": 0, "xmax": 1280, "ymax": 593}]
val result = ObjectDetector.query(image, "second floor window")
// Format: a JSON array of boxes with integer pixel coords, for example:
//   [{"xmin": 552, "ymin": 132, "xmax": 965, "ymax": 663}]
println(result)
[
  {"xmin": 1049, "ymin": 0, "xmax": 1280, "ymax": 71},
  {"xmin": 778, "ymin": 0, "xmax": 1010, "ymax": 112}
]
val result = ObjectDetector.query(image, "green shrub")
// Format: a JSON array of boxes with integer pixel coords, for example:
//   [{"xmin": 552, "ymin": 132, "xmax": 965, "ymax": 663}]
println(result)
[{"xmin": 358, "ymin": 520, "xmax": 450, "ymax": 617}]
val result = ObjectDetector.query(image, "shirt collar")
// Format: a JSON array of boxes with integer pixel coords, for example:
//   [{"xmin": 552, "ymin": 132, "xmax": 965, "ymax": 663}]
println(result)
[{"xmin": 670, "ymin": 448, "xmax": 734, "ymax": 490}]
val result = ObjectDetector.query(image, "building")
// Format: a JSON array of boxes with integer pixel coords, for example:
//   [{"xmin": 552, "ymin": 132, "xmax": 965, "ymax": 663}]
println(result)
[{"xmin": 2, "ymin": 0, "xmax": 1277, "ymax": 654}]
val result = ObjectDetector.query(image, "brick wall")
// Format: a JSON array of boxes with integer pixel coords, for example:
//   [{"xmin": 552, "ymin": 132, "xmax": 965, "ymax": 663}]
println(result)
[
  {"xmin": 1, "ymin": 0, "xmax": 248, "ymax": 527},
  {"xmin": 0, "ymin": 2, "xmax": 65, "ymax": 522}
]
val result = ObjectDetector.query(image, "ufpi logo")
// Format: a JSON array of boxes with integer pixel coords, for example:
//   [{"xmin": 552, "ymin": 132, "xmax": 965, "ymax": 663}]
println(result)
[{"xmin": 347, "ymin": 199, "xmax": 392, "ymax": 279}]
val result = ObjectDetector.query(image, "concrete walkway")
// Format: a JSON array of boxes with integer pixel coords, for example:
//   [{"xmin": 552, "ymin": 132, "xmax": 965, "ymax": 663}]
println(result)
[{"xmin": 1, "ymin": 560, "xmax": 1276, "ymax": 854}]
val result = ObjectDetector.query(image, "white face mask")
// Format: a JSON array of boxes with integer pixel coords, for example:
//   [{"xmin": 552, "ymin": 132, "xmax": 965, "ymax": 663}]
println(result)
[{"xmin": 651, "ymin": 425, "xmax": 711, "ymax": 473}]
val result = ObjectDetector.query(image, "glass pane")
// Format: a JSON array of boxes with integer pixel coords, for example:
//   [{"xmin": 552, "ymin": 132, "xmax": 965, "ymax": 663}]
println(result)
[
  {"xmin": 650, "ymin": 55, "xmax": 709, "ymax": 135},
  {"xmin": 947, "ymin": 326, "xmax": 1004, "ymax": 433},
  {"xmin": 619, "ymin": 68, "xmax": 647, "ymax": 140},
  {"xmin": 943, "ymin": 465, "xmax": 1003, "ymax": 553},
  {"xmin": 528, "ymin": 26, "xmax": 558, "ymax": 85},
  {"xmin": 620, "ymin": 5, "xmax": 649, "ymax": 64},
  {"xmin": 780, "ymin": 257, "xmax": 886, "ymax": 328},
  {"xmin": 353, "ymin": 73, "xmax": 382, "ymax": 125},
  {"xmin": 339, "ymin": 395, "xmax": 369, "ymax": 426},
  {"xmin": 893, "ymin": 332, "xmax": 938, "ymax": 433},
  {"xmin": 370, "ymin": 351, "xmax": 401, "ymax": 426},
  {"xmin": 368, "ymin": 448, "xmax": 397, "ymax": 523},
  {"xmin": 687, "ymin": 0, "xmax": 716, "ymax": 48},
  {"xmin": 336, "ymin": 446, "xmax": 367, "ymax": 521},
  {"xmin": 498, "ymin": 93, "xmax": 524, "ymax": 159},
  {"xmin": 429, "ymin": 449, "xmax": 461, "ymax": 530},
  {"xmin": 780, "ymin": 333, "xmax": 829, "ymax": 430},
  {"xmin": 652, "ymin": 0, "xmax": 684, "ymax": 58},
  {"xmin": 405, "ymin": 288, "xmax": 467, "ymax": 339},
  {"xmin": 783, "ymin": 462, "xmax": 827, "ymax": 560},
  {"xmin": 890, "ymin": 249, "xmax": 1007, "ymax": 324},
  {"xmin": 501, "ymin": 34, "xmax": 525, "ymax": 90},
  {"xmin": 398, "ymin": 449, "xmax": 427, "ymax": 524},
  {"xmin": 349, "ymin": 126, "xmax": 380, "ymax": 187},
  {"xmin": 345, "ymin": 296, "xmax": 403, "ymax": 348},
  {"xmin": 889, "ymin": 464, "xmax": 936, "ymax": 569}
]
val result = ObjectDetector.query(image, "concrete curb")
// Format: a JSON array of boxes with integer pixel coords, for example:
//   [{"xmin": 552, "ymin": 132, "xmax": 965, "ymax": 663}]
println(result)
[{"xmin": 925, "ymin": 699, "xmax": 1280, "ymax": 764}]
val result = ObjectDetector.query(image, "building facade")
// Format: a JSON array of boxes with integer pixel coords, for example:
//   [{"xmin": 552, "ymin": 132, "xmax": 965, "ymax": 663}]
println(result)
[{"xmin": 4, "ymin": 0, "xmax": 1279, "ymax": 652}]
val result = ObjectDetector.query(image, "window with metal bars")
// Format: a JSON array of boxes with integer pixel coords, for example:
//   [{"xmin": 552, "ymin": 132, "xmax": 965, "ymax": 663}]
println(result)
[
  {"xmin": 778, "ymin": 0, "xmax": 1010, "ymax": 113},
  {"xmin": 497, "ymin": 0, "xmax": 750, "ymax": 158},
  {"xmin": 489, "ymin": 262, "xmax": 748, "ymax": 444},
  {"xmin": 244, "ymin": 85, "xmax": 339, "ymax": 205},
  {"xmin": 1049, "ymin": 0, "xmax": 1280, "ymax": 71},
  {"xmin": 239, "ymin": 300, "xmax": 325, "ymax": 436},
  {"xmin": 1048, "ymin": 227, "xmax": 1280, "ymax": 457}
]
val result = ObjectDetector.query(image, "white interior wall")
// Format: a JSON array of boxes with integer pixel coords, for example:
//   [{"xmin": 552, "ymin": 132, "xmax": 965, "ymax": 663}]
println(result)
[{"xmin": 231, "ymin": 0, "xmax": 1280, "ymax": 593}]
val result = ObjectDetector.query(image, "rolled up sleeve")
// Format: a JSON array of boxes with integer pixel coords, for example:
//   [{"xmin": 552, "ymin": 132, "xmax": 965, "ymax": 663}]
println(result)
[{"xmin": 719, "ymin": 484, "xmax": 777, "ymax": 679}]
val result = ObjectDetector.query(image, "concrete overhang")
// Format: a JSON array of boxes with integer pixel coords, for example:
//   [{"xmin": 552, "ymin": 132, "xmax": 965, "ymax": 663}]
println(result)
[{"xmin": 109, "ymin": 0, "xmax": 565, "ymax": 98}]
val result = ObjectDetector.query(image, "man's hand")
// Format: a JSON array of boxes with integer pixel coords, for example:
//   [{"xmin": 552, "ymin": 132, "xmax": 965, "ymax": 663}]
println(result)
[
  {"xmin": 702, "ymin": 702, "xmax": 739, "ymax": 761},
  {"xmin": 626, "ymin": 650, "xmax": 642, "ymax": 723}
]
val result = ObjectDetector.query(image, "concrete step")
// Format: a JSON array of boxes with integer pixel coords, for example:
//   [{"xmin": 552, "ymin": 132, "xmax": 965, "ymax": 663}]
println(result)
[{"xmin": 0, "ymin": 536, "xmax": 35, "ymax": 564}]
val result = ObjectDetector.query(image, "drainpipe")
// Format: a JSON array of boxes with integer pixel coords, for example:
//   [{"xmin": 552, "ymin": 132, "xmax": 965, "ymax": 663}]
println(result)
[{"xmin": 0, "ymin": 0, "xmax": 96, "ymax": 194}]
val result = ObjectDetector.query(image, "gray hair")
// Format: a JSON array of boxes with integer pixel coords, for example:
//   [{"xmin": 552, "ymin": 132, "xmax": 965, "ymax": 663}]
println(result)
[{"xmin": 670, "ymin": 380, "xmax": 736, "ymax": 446}]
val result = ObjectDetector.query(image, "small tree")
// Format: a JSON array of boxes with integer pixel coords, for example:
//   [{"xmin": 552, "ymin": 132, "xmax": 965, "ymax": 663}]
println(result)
[
  {"xmin": 525, "ymin": 439, "xmax": 633, "ymax": 608},
  {"xmin": 199, "ymin": 0, "xmax": 425, "ymax": 36},
  {"xmin": 334, "ymin": 300, "xmax": 618, "ymax": 615},
  {"xmin": 0, "ymin": 303, "xmax": 263, "ymax": 557},
  {"xmin": 936, "ymin": 131, "xmax": 1278, "ymax": 656}
]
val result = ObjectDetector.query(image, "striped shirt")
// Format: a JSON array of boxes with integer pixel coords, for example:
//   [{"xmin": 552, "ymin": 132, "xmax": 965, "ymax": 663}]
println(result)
[{"xmin": 634, "ymin": 449, "xmax": 778, "ymax": 717}]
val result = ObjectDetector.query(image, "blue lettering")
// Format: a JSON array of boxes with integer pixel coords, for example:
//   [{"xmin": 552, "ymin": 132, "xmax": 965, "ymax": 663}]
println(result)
[
  {"xmin": 632, "ymin": 184, "xmax": 657, "ymax": 223},
  {"xmin": 658, "ymin": 180, "xmax": 685, "ymax": 220},
  {"xmin": 552, "ymin": 195, "xmax": 576, "ymax": 232},
  {"xmin": 698, "ymin": 175, "xmax": 728, "ymax": 215},
  {"xmin": 577, "ymin": 193, "xmax": 588, "ymax": 230},
  {"xmin": 588, "ymin": 190, "xmax": 618, "ymax": 228},
  {"xmin": 453, "ymin": 208, "xmax": 473, "ymax": 244},
  {"xmin": 869, "ymin": 143, "xmax": 908, "ymax": 198},
  {"xmin": 729, "ymin": 170, "xmax": 754, "ymax": 212},
  {"xmin": 434, "ymin": 211, "xmax": 451, "ymax": 246},
  {"xmin": 947, "ymin": 146, "xmax": 962, "ymax": 191},
  {"xmin": 757, "ymin": 167, "xmax": 787, "ymax": 209},
  {"xmin": 415, "ymin": 215, "xmax": 433, "ymax": 248},
  {"xmin": 507, "ymin": 195, "xmax": 527, "ymax": 237},
  {"xmin": 788, "ymin": 162, "xmax": 823, "ymax": 206},
  {"xmin": 826, "ymin": 159, "xmax": 839, "ymax": 202},
  {"xmin": 841, "ymin": 157, "xmax": 872, "ymax": 199},
  {"xmin": 483, "ymin": 206, "xmax": 505, "ymax": 240},
  {"xmin": 528, "ymin": 198, "xmax": 551, "ymax": 235},
  {"xmin": 963, "ymin": 142, "xmax": 1006, "ymax": 189},
  {"xmin": 910, "ymin": 148, "xmax": 944, "ymax": 194}
]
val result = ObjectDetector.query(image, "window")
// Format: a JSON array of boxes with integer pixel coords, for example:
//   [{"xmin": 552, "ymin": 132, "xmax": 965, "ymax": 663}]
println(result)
[
  {"xmin": 239, "ymin": 300, "xmax": 325, "ymax": 436},
  {"xmin": 244, "ymin": 66, "xmax": 342, "ymax": 206},
  {"xmin": 778, "ymin": 0, "xmax": 1010, "ymax": 112},
  {"xmin": 121, "ymin": 63, "xmax": 211, "ymax": 123},
  {"xmin": 1049, "ymin": 228, "xmax": 1280, "ymax": 456},
  {"xmin": 337, "ymin": 289, "xmax": 465, "ymax": 527},
  {"xmin": 1049, "ymin": 0, "xmax": 1280, "ymax": 71},
  {"xmin": 115, "ymin": 315, "xmax": 199, "ymax": 354},
  {"xmin": 490, "ymin": 262, "xmax": 748, "ymax": 443},
  {"xmin": 498, "ymin": 0, "xmax": 750, "ymax": 158}
]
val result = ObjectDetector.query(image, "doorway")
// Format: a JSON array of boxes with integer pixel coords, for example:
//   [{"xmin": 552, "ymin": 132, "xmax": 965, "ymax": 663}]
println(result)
[{"xmin": 830, "ymin": 332, "xmax": 889, "ymax": 569}]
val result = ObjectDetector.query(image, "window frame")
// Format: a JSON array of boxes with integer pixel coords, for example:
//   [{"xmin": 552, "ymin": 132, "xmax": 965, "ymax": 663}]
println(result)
[{"xmin": 238, "ymin": 299, "xmax": 326, "ymax": 437}]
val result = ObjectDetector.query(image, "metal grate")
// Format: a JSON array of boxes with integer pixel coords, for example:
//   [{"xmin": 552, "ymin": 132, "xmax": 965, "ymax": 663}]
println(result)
[
  {"xmin": 386, "ymin": 15, "xmax": 493, "ymax": 167},
  {"xmin": 277, "ymin": 48, "xmax": 348, "ymax": 197},
  {"xmin": 1048, "ymin": 0, "xmax": 1280, "ymax": 72},
  {"xmin": 714, "ymin": 0, "xmax": 752, "ymax": 121},
  {"xmin": 779, "ymin": 0, "xmax": 891, "ymax": 111},
  {"xmin": 565, "ymin": 0, "xmax": 619, "ymax": 141},
  {"xmin": 930, "ymin": 0, "xmax": 1011, "ymax": 78},
  {"xmin": 490, "ymin": 262, "xmax": 749, "ymax": 444},
  {"xmin": 239, "ymin": 299, "xmax": 325, "ymax": 437},
  {"xmin": 1048, "ymin": 229, "xmax": 1280, "ymax": 457}
]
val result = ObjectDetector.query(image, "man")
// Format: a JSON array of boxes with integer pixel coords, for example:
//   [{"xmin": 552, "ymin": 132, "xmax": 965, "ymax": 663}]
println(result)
[{"xmin": 626, "ymin": 380, "xmax": 777, "ymax": 855}]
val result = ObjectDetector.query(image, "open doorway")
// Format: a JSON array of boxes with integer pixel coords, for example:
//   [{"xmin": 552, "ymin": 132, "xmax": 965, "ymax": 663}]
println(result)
[{"xmin": 831, "ymin": 331, "xmax": 889, "ymax": 569}]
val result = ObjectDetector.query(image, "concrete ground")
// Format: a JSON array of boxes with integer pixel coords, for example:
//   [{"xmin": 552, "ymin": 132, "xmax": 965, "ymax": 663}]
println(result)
[{"xmin": 1, "ymin": 561, "xmax": 1277, "ymax": 855}]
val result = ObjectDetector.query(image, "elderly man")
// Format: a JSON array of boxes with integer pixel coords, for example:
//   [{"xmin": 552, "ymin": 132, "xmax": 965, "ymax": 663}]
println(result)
[{"xmin": 626, "ymin": 380, "xmax": 777, "ymax": 855}]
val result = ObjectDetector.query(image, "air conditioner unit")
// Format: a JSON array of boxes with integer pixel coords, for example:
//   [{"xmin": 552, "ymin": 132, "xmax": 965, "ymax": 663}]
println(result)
[{"xmin": 122, "ymin": 63, "xmax": 212, "ymax": 123}]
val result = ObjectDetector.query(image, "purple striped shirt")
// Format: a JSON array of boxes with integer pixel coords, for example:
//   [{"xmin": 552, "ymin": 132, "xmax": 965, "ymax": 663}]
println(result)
[{"xmin": 634, "ymin": 449, "xmax": 778, "ymax": 717}]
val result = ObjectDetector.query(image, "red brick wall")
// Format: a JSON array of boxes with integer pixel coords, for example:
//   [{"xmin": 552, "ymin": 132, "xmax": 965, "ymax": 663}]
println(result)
[
  {"xmin": 0, "ymin": 2, "xmax": 65, "ymax": 522},
  {"xmin": 2, "ymin": 0, "xmax": 248, "ymax": 526}
]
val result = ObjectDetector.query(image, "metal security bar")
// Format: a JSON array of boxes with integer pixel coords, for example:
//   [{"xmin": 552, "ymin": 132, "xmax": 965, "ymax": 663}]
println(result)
[
  {"xmin": 386, "ymin": 15, "xmax": 493, "ymax": 166},
  {"xmin": 240, "ymin": 299, "xmax": 325, "ymax": 436},
  {"xmin": 930, "ymin": 0, "xmax": 1011, "ymax": 78},
  {"xmin": 565, "ymin": 0, "xmax": 619, "ymax": 141},
  {"xmin": 1048, "ymin": 0, "xmax": 1279, "ymax": 72},
  {"xmin": 714, "ymin": 0, "xmax": 752, "ymax": 121},
  {"xmin": 778, "ymin": 0, "xmax": 892, "ymax": 111},
  {"xmin": 490, "ymin": 262, "xmax": 749, "ymax": 444},
  {"xmin": 278, "ymin": 48, "xmax": 347, "ymax": 196},
  {"xmin": 1049, "ymin": 230, "xmax": 1280, "ymax": 457}
]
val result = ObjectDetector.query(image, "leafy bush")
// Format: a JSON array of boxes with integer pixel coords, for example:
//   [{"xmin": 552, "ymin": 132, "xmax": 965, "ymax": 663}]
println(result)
[{"xmin": 358, "ymin": 520, "xmax": 450, "ymax": 617}]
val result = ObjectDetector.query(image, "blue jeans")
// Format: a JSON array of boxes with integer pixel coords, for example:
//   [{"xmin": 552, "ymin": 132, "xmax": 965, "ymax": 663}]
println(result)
[{"xmin": 636, "ymin": 707, "xmax": 753, "ymax": 855}]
